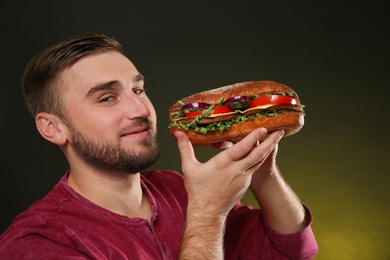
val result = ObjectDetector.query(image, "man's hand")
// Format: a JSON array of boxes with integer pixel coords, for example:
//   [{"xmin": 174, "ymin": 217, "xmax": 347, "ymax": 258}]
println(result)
[
  {"xmin": 175, "ymin": 128, "xmax": 283, "ymax": 259},
  {"xmin": 175, "ymin": 127, "xmax": 283, "ymax": 216}
]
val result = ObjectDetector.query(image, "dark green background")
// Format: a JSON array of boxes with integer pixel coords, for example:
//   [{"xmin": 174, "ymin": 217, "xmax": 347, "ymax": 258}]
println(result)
[{"xmin": 1, "ymin": 2, "xmax": 389, "ymax": 259}]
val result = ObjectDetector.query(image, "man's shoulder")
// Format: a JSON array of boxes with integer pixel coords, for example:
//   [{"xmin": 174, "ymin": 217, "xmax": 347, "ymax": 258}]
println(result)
[
  {"xmin": 0, "ymin": 210, "xmax": 94, "ymax": 258},
  {"xmin": 0, "ymin": 205, "xmax": 75, "ymax": 257},
  {"xmin": 1, "ymin": 176, "xmax": 74, "ymax": 241},
  {"xmin": 2, "ymin": 186, "xmax": 67, "ymax": 227}
]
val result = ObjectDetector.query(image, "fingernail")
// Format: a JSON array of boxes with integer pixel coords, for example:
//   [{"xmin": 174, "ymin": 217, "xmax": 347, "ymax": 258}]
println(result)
[
  {"xmin": 260, "ymin": 128, "xmax": 267, "ymax": 135},
  {"xmin": 174, "ymin": 131, "xmax": 184, "ymax": 141},
  {"xmin": 279, "ymin": 130, "xmax": 285, "ymax": 138},
  {"xmin": 221, "ymin": 142, "xmax": 233, "ymax": 149}
]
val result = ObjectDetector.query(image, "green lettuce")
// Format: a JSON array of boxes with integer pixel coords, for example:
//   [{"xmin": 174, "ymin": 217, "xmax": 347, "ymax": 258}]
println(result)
[{"xmin": 169, "ymin": 110, "xmax": 290, "ymax": 134}]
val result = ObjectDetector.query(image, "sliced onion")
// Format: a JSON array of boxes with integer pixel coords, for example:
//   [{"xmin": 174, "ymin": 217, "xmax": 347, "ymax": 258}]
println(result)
[
  {"xmin": 224, "ymin": 96, "xmax": 253, "ymax": 110},
  {"xmin": 224, "ymin": 96, "xmax": 252, "ymax": 104},
  {"xmin": 182, "ymin": 102, "xmax": 210, "ymax": 113}
]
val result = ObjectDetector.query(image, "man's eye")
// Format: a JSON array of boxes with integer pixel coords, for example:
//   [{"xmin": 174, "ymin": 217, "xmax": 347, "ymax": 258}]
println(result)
[
  {"xmin": 99, "ymin": 96, "xmax": 115, "ymax": 103},
  {"xmin": 133, "ymin": 88, "xmax": 146, "ymax": 95}
]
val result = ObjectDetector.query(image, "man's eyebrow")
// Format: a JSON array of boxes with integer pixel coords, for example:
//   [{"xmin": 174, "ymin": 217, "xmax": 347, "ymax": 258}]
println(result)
[
  {"xmin": 135, "ymin": 73, "xmax": 145, "ymax": 83},
  {"xmin": 85, "ymin": 81, "xmax": 119, "ymax": 98},
  {"xmin": 85, "ymin": 74, "xmax": 145, "ymax": 98}
]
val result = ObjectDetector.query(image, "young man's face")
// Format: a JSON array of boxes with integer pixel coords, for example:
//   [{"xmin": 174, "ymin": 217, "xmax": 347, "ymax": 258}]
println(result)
[{"xmin": 57, "ymin": 51, "xmax": 159, "ymax": 173}]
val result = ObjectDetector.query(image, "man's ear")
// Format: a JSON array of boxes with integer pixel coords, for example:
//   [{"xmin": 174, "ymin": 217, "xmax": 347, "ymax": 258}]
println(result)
[{"xmin": 35, "ymin": 112, "xmax": 68, "ymax": 145}]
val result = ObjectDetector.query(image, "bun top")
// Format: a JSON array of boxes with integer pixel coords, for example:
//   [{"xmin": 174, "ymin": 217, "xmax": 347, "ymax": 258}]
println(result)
[{"xmin": 169, "ymin": 81, "xmax": 301, "ymax": 118}]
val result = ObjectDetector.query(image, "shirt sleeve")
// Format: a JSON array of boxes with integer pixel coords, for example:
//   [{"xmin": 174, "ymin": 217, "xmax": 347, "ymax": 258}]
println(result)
[{"xmin": 224, "ymin": 203, "xmax": 318, "ymax": 260}]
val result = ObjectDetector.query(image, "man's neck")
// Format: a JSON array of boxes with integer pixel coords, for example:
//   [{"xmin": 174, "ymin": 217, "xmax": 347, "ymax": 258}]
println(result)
[{"xmin": 66, "ymin": 167, "xmax": 152, "ymax": 221}]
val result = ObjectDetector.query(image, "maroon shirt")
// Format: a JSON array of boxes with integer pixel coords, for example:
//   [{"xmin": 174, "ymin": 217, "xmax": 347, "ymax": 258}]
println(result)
[{"xmin": 0, "ymin": 170, "xmax": 318, "ymax": 259}]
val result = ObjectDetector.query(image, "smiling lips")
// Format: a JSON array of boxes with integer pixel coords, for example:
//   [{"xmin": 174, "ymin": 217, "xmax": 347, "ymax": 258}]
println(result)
[
  {"xmin": 120, "ymin": 118, "xmax": 153, "ymax": 139},
  {"xmin": 121, "ymin": 125, "xmax": 150, "ymax": 138}
]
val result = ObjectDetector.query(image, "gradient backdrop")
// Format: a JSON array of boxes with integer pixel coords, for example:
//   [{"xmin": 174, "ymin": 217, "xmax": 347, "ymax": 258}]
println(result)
[{"xmin": 1, "ymin": 2, "xmax": 389, "ymax": 259}]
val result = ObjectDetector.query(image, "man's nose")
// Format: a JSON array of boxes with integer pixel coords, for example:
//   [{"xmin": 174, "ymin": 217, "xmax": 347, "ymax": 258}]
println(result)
[{"xmin": 123, "ymin": 93, "xmax": 151, "ymax": 119}]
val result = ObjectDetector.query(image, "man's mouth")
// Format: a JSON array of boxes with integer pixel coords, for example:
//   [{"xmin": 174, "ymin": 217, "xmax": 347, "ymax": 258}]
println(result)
[
  {"xmin": 121, "ymin": 126, "xmax": 150, "ymax": 137},
  {"xmin": 120, "ymin": 118, "xmax": 153, "ymax": 137},
  {"xmin": 119, "ymin": 118, "xmax": 153, "ymax": 139}
]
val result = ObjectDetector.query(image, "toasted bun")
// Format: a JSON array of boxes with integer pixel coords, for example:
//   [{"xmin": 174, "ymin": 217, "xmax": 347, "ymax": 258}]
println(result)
[{"xmin": 169, "ymin": 81, "xmax": 305, "ymax": 146}]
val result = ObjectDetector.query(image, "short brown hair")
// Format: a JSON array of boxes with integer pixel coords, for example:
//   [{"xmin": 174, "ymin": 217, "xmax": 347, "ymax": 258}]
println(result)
[{"xmin": 22, "ymin": 32, "xmax": 122, "ymax": 118}]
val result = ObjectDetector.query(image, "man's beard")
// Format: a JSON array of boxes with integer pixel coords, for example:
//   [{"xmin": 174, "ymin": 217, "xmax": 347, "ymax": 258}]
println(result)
[{"xmin": 66, "ymin": 119, "xmax": 160, "ymax": 174}]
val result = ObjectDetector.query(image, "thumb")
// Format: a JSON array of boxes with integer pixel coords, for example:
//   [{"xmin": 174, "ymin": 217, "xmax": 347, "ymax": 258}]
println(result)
[{"xmin": 174, "ymin": 131, "xmax": 197, "ymax": 170}]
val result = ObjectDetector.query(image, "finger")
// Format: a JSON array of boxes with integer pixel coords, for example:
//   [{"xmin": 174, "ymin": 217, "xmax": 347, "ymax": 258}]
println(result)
[
  {"xmin": 227, "ymin": 130, "xmax": 283, "ymax": 175},
  {"xmin": 212, "ymin": 141, "xmax": 233, "ymax": 150},
  {"xmin": 224, "ymin": 128, "xmax": 269, "ymax": 161},
  {"xmin": 262, "ymin": 130, "xmax": 284, "ymax": 149},
  {"xmin": 174, "ymin": 131, "xmax": 197, "ymax": 170},
  {"xmin": 242, "ymin": 130, "xmax": 283, "ymax": 170},
  {"xmin": 243, "ymin": 145, "xmax": 275, "ymax": 173}
]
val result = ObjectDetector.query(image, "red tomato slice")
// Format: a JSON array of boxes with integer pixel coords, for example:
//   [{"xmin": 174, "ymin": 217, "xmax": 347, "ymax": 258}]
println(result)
[
  {"xmin": 185, "ymin": 105, "xmax": 233, "ymax": 118},
  {"xmin": 211, "ymin": 105, "xmax": 233, "ymax": 115},
  {"xmin": 185, "ymin": 111, "xmax": 203, "ymax": 118},
  {"xmin": 249, "ymin": 95, "xmax": 296, "ymax": 108}
]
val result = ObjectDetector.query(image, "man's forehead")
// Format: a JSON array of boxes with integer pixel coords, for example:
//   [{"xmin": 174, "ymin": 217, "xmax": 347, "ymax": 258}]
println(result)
[
  {"xmin": 73, "ymin": 51, "xmax": 134, "ymax": 69},
  {"xmin": 58, "ymin": 51, "xmax": 141, "ymax": 92}
]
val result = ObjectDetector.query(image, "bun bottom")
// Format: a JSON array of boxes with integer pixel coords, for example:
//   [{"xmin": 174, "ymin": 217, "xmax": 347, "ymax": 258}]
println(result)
[{"xmin": 169, "ymin": 112, "xmax": 304, "ymax": 146}]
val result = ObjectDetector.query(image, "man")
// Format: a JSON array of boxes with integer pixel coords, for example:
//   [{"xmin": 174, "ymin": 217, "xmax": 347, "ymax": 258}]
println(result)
[{"xmin": 0, "ymin": 33, "xmax": 318, "ymax": 259}]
